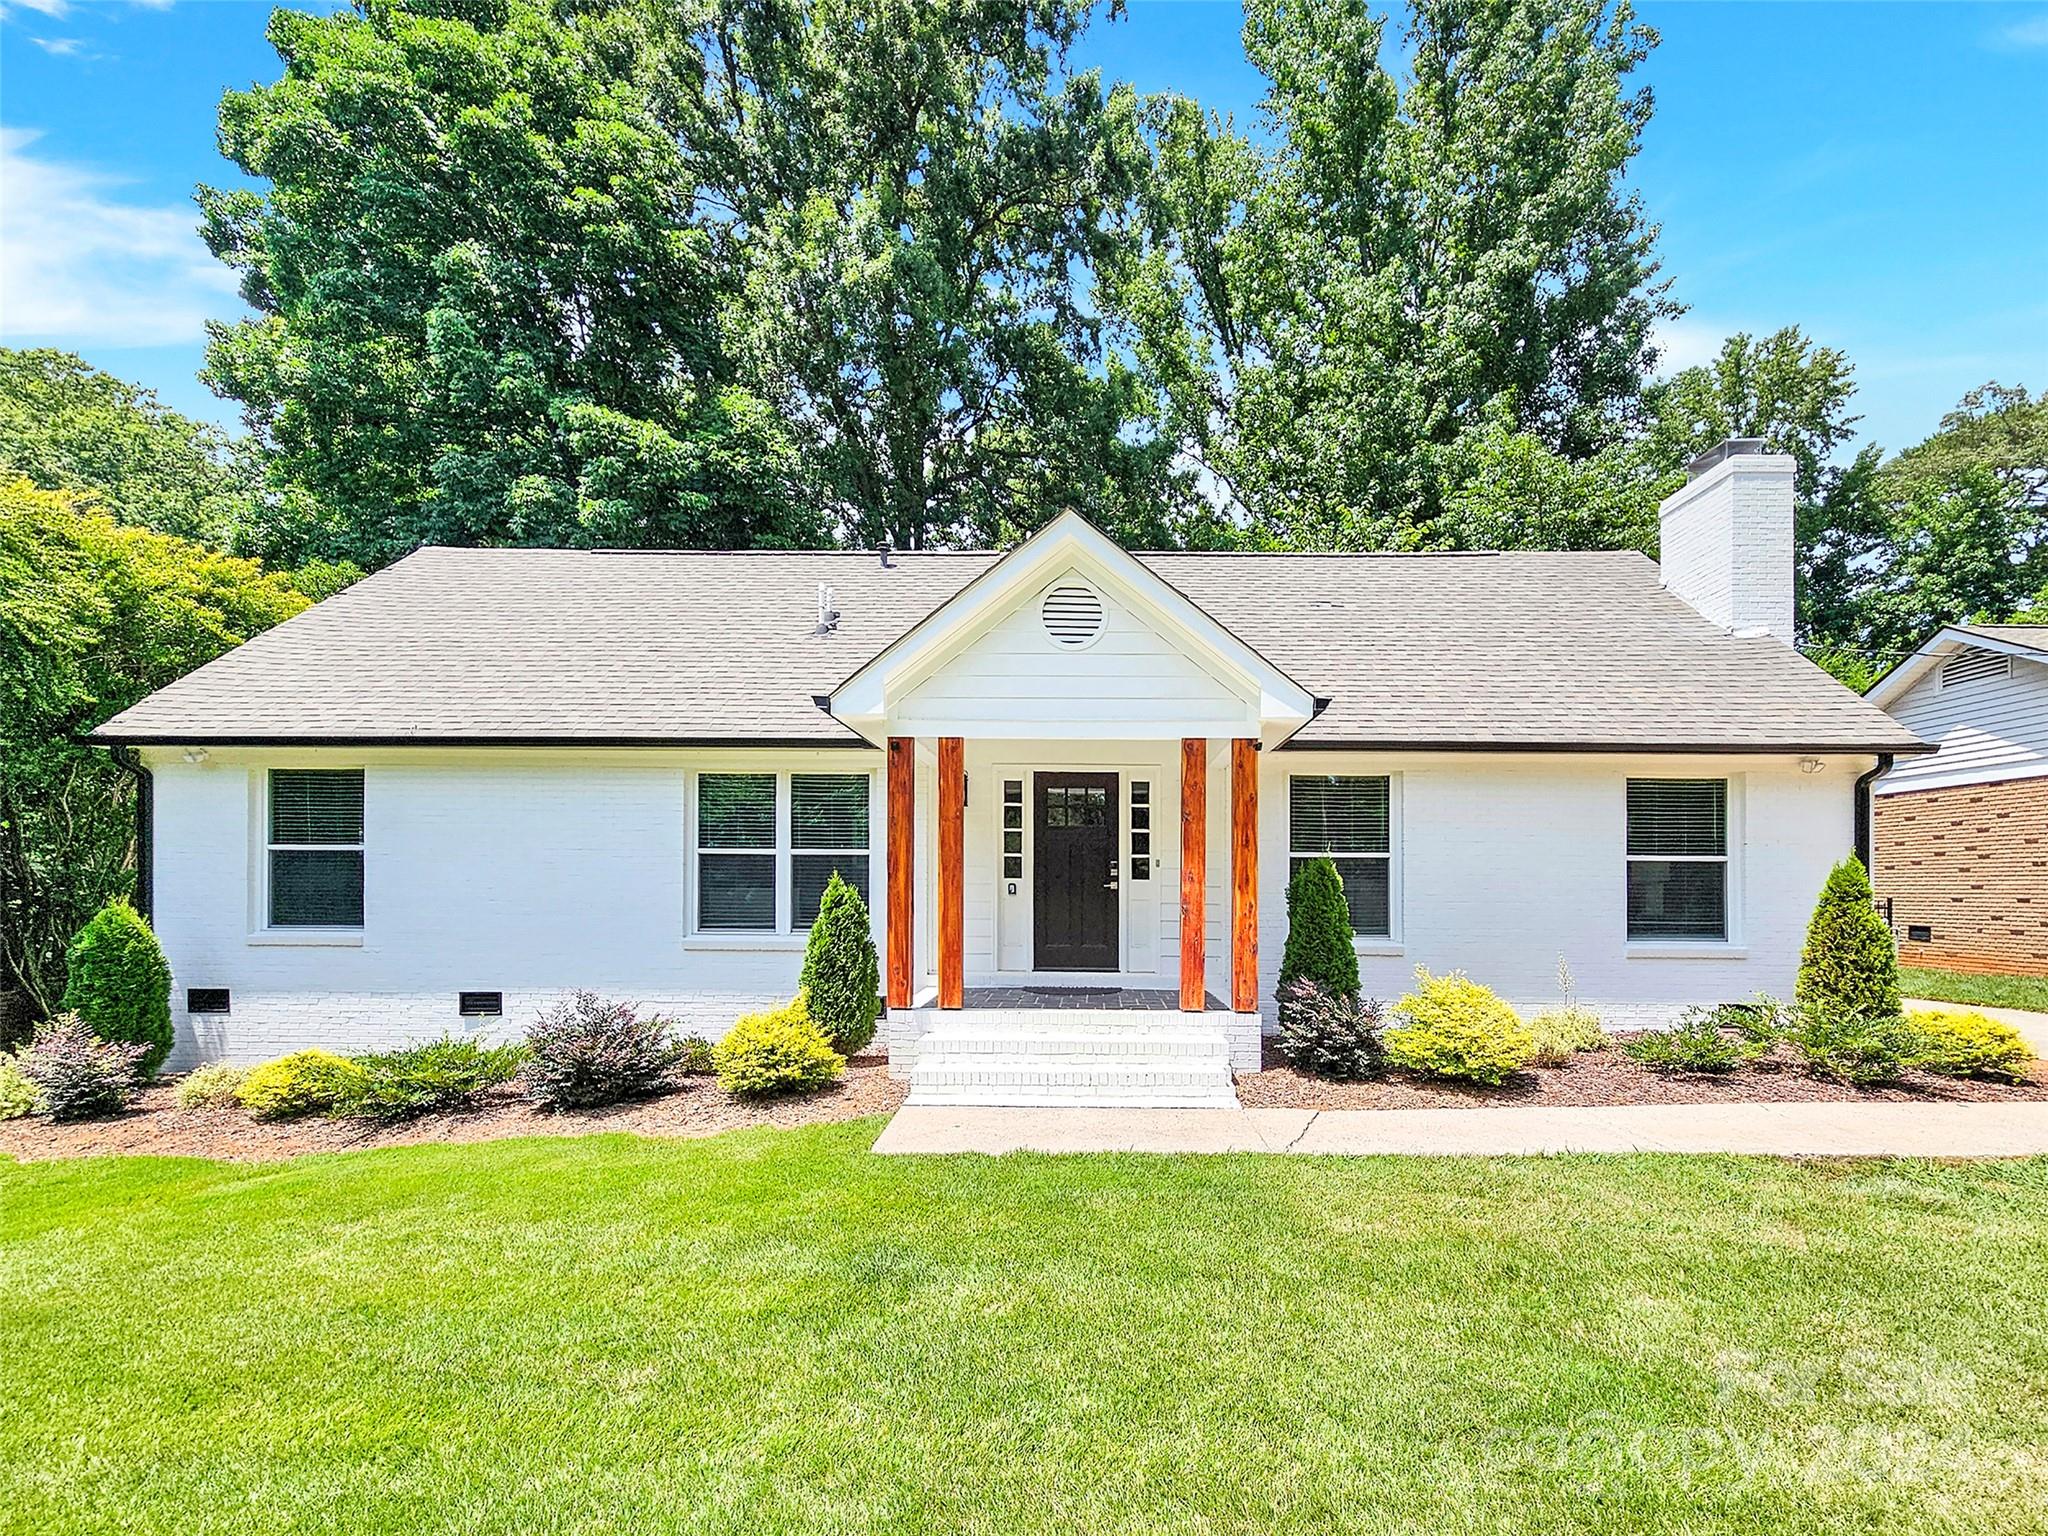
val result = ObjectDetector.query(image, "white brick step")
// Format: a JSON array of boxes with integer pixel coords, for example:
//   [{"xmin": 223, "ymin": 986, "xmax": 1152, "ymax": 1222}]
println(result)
[
  {"xmin": 914, "ymin": 1029, "xmax": 1228, "ymax": 1062},
  {"xmin": 907, "ymin": 1046, "xmax": 1239, "ymax": 1109}
]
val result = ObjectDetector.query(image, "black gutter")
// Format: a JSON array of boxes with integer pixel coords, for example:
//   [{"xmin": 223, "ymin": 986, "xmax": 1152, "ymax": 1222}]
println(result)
[
  {"xmin": 1277, "ymin": 740, "xmax": 1938, "ymax": 757},
  {"xmin": 109, "ymin": 744, "xmax": 153, "ymax": 921},
  {"xmin": 1853, "ymin": 753, "xmax": 1893, "ymax": 870}
]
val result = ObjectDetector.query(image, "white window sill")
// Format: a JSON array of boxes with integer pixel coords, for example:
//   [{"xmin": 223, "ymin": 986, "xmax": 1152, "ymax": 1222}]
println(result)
[
  {"xmin": 1352, "ymin": 939, "xmax": 1405, "ymax": 957},
  {"xmin": 1626, "ymin": 942, "xmax": 1748, "ymax": 960},
  {"xmin": 247, "ymin": 929, "xmax": 364, "ymax": 948},
  {"xmin": 682, "ymin": 934, "xmax": 807, "ymax": 953}
]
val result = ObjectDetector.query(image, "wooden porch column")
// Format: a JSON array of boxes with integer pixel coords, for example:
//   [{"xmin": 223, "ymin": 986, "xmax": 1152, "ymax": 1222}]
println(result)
[
  {"xmin": 937, "ymin": 736, "xmax": 965, "ymax": 1009},
  {"xmin": 1179, "ymin": 737, "xmax": 1207, "ymax": 1011},
  {"xmin": 1230, "ymin": 738, "xmax": 1258, "ymax": 1013},
  {"xmin": 886, "ymin": 737, "xmax": 915, "ymax": 1010}
]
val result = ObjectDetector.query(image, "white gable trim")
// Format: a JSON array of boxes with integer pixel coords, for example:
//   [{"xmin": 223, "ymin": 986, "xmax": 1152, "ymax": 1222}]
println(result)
[
  {"xmin": 829, "ymin": 512, "xmax": 1318, "ymax": 738},
  {"xmin": 1866, "ymin": 626, "xmax": 2048, "ymax": 710}
]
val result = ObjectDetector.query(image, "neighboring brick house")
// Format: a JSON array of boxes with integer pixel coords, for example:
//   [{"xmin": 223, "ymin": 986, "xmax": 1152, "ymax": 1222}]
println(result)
[{"xmin": 1866, "ymin": 625, "xmax": 2048, "ymax": 976}]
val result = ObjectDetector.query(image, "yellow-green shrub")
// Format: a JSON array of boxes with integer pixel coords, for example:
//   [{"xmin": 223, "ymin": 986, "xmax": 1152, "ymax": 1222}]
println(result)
[
  {"xmin": 1526, "ymin": 1006, "xmax": 1605, "ymax": 1067},
  {"xmin": 234, "ymin": 1050, "xmax": 365, "ymax": 1119},
  {"xmin": 0, "ymin": 1053, "xmax": 38, "ymax": 1120},
  {"xmin": 1386, "ymin": 968, "xmax": 1534, "ymax": 1085},
  {"xmin": 712, "ymin": 996, "xmax": 844, "ymax": 1096},
  {"xmin": 1908, "ymin": 1010, "xmax": 2035, "ymax": 1083},
  {"xmin": 174, "ymin": 1062, "xmax": 249, "ymax": 1110}
]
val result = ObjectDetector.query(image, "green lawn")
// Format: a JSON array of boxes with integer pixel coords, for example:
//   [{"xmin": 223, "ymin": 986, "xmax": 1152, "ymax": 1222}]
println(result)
[
  {"xmin": 1902, "ymin": 965, "xmax": 2048, "ymax": 1014},
  {"xmin": 4, "ymin": 1125, "xmax": 2047, "ymax": 1535}
]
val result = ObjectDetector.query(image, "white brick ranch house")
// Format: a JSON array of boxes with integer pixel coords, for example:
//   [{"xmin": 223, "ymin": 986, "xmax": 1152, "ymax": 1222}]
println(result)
[{"xmin": 94, "ymin": 440, "xmax": 1927, "ymax": 1106}]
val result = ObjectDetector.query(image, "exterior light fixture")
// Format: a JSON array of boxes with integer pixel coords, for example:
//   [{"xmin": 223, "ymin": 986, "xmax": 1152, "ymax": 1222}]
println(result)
[
  {"xmin": 1798, "ymin": 757, "xmax": 1825, "ymax": 775},
  {"xmin": 181, "ymin": 747, "xmax": 210, "ymax": 765}
]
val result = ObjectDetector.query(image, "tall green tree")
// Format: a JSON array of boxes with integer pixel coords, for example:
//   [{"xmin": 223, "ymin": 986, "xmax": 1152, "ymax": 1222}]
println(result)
[
  {"xmin": 1103, "ymin": 0, "xmax": 1677, "ymax": 549},
  {"xmin": 678, "ymin": 0, "xmax": 1193, "ymax": 549},
  {"xmin": 0, "ymin": 349, "xmax": 264, "ymax": 548},
  {"xmin": 0, "ymin": 480, "xmax": 312, "ymax": 1031},
  {"xmin": 203, "ymin": 0, "xmax": 827, "ymax": 568}
]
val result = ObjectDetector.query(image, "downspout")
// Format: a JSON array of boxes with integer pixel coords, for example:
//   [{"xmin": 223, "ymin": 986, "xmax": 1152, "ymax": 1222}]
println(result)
[
  {"xmin": 109, "ymin": 745, "xmax": 153, "ymax": 921},
  {"xmin": 1853, "ymin": 753, "xmax": 1893, "ymax": 872}
]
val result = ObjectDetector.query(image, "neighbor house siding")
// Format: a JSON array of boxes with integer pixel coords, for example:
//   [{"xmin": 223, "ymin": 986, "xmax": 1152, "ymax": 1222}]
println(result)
[
  {"xmin": 1875, "ymin": 649, "xmax": 2048, "ymax": 795},
  {"xmin": 1873, "ymin": 778, "xmax": 2048, "ymax": 976}
]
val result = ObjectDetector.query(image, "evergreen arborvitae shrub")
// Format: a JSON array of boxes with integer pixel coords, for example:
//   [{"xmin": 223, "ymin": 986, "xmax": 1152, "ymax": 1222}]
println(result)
[
  {"xmin": 798, "ymin": 872, "xmax": 881, "ymax": 1054},
  {"xmin": 1795, "ymin": 857, "xmax": 1900, "ymax": 1023},
  {"xmin": 1278, "ymin": 857, "xmax": 1359, "ymax": 1025},
  {"xmin": 60, "ymin": 900, "xmax": 174, "ymax": 1078}
]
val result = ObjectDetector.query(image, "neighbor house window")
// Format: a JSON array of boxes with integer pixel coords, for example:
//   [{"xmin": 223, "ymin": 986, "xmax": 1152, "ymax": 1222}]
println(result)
[
  {"xmin": 268, "ymin": 769, "xmax": 364, "ymax": 927},
  {"xmin": 1289, "ymin": 775, "xmax": 1391, "ymax": 937},
  {"xmin": 695, "ymin": 771, "xmax": 872, "ymax": 933},
  {"xmin": 1626, "ymin": 779, "xmax": 1728, "ymax": 940}
]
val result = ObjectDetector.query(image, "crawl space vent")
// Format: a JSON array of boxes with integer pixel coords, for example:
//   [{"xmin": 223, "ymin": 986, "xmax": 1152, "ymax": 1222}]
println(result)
[
  {"xmin": 1041, "ymin": 585, "xmax": 1104, "ymax": 648},
  {"xmin": 1940, "ymin": 650, "xmax": 2011, "ymax": 689}
]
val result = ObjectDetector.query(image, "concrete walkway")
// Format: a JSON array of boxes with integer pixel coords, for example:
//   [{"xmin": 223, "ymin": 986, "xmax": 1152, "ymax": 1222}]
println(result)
[{"xmin": 872, "ymin": 1100, "xmax": 2048, "ymax": 1157}]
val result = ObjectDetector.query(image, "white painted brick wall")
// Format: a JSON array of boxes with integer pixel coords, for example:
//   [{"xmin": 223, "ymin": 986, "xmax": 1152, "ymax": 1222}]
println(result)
[
  {"xmin": 1658, "ymin": 452, "xmax": 1796, "ymax": 644},
  {"xmin": 148, "ymin": 745, "xmax": 1860, "ymax": 1070}
]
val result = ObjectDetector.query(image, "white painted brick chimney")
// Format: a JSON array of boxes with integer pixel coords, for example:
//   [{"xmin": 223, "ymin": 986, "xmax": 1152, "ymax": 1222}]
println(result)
[{"xmin": 1657, "ymin": 439, "xmax": 1796, "ymax": 644}]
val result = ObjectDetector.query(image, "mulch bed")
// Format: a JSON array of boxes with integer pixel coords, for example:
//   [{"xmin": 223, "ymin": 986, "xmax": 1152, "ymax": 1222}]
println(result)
[
  {"xmin": 1237, "ymin": 1035, "xmax": 2048, "ymax": 1111},
  {"xmin": 0, "ymin": 1055, "xmax": 906, "ymax": 1164}
]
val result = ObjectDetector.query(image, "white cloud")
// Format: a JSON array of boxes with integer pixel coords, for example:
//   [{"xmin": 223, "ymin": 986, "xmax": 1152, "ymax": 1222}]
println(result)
[
  {"xmin": 30, "ymin": 35, "xmax": 87, "ymax": 54},
  {"xmin": 0, "ymin": 127, "xmax": 240, "ymax": 347},
  {"xmin": 0, "ymin": 0, "xmax": 72, "ymax": 19},
  {"xmin": 1648, "ymin": 318, "xmax": 1726, "ymax": 378},
  {"xmin": 1992, "ymin": 12, "xmax": 2048, "ymax": 49}
]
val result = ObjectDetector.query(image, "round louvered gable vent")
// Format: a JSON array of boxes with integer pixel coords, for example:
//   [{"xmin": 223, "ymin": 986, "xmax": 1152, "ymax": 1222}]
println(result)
[{"xmin": 1041, "ymin": 585, "xmax": 1104, "ymax": 648}]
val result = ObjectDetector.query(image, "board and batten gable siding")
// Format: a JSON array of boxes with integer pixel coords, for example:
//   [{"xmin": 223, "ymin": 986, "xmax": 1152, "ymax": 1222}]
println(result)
[
  {"xmin": 143, "ymin": 746, "xmax": 883, "ymax": 1069},
  {"xmin": 888, "ymin": 573, "xmax": 1261, "ymax": 739},
  {"xmin": 1876, "ymin": 647, "xmax": 2048, "ymax": 795}
]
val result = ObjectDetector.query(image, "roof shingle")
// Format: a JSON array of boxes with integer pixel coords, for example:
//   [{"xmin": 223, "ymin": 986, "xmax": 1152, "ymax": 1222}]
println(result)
[{"xmin": 92, "ymin": 545, "xmax": 1924, "ymax": 753}]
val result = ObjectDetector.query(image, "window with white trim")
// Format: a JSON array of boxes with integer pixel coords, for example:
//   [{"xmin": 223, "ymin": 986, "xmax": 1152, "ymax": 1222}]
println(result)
[
  {"xmin": 267, "ymin": 769, "xmax": 364, "ymax": 927},
  {"xmin": 1289, "ymin": 775, "xmax": 1392, "ymax": 937},
  {"xmin": 694, "ymin": 771, "xmax": 871, "ymax": 933},
  {"xmin": 1626, "ymin": 779, "xmax": 1728, "ymax": 940}
]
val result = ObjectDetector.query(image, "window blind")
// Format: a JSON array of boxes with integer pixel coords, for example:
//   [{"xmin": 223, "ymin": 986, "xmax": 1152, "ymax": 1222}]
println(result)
[
  {"xmin": 1626, "ymin": 780, "xmax": 1725, "ymax": 857},
  {"xmin": 791, "ymin": 773, "xmax": 871, "ymax": 924},
  {"xmin": 1289, "ymin": 776, "xmax": 1390, "ymax": 854},
  {"xmin": 270, "ymin": 770, "xmax": 363, "ymax": 845},
  {"xmin": 268, "ymin": 770, "xmax": 364, "ymax": 927},
  {"xmin": 1626, "ymin": 778, "xmax": 1728, "ymax": 940}
]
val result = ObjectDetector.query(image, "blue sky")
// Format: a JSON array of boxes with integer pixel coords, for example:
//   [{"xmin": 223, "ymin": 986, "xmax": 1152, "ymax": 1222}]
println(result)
[{"xmin": 2, "ymin": 0, "xmax": 2043, "ymax": 458}]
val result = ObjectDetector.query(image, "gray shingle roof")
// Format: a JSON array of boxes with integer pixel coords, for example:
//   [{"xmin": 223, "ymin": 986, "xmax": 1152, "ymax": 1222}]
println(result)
[
  {"xmin": 92, "ymin": 545, "xmax": 1926, "ymax": 753},
  {"xmin": 1956, "ymin": 624, "xmax": 2048, "ymax": 656}
]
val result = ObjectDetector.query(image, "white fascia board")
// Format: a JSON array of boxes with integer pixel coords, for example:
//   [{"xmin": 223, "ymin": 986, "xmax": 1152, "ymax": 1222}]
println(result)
[
  {"xmin": 1865, "ymin": 627, "xmax": 2042, "ymax": 711},
  {"xmin": 829, "ymin": 511, "xmax": 1317, "ymax": 730}
]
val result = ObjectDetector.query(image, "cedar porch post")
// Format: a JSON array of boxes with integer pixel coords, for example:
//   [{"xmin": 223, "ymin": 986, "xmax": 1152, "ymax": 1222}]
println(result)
[
  {"xmin": 1180, "ymin": 737, "xmax": 1207, "ymax": 1011},
  {"xmin": 886, "ymin": 737, "xmax": 915, "ymax": 1010},
  {"xmin": 1230, "ymin": 738, "xmax": 1258, "ymax": 1013},
  {"xmin": 937, "ymin": 736, "xmax": 965, "ymax": 1009}
]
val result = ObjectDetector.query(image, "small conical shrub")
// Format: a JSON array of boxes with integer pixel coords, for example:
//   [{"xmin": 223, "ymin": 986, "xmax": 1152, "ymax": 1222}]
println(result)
[
  {"xmin": 1278, "ymin": 856, "xmax": 1359, "ymax": 1024},
  {"xmin": 60, "ymin": 899, "xmax": 174, "ymax": 1078},
  {"xmin": 1795, "ymin": 856, "xmax": 1900, "ymax": 1023},
  {"xmin": 798, "ymin": 872, "xmax": 881, "ymax": 1054}
]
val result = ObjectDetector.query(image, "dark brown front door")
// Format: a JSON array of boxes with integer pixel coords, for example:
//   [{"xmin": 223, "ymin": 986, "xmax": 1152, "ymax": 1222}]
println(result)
[{"xmin": 1034, "ymin": 773, "xmax": 1120, "ymax": 971}]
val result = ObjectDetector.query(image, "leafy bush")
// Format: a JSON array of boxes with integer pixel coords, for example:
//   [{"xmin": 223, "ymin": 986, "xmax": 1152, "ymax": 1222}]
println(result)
[
  {"xmin": 524, "ymin": 992, "xmax": 683, "ymax": 1109},
  {"xmin": 1278, "ymin": 857, "xmax": 1359, "ymax": 1026},
  {"xmin": 677, "ymin": 1034, "xmax": 715, "ymax": 1074},
  {"xmin": 1385, "ymin": 969, "xmax": 1533, "ymax": 1085},
  {"xmin": 1907, "ymin": 1010, "xmax": 2035, "ymax": 1083},
  {"xmin": 15, "ymin": 1013, "xmax": 145, "ymax": 1120},
  {"xmin": 60, "ymin": 900, "xmax": 174, "ymax": 1078},
  {"xmin": 174, "ymin": 1062, "xmax": 248, "ymax": 1110},
  {"xmin": 1787, "ymin": 1008, "xmax": 1922, "ymax": 1087},
  {"xmin": 1624, "ymin": 1009, "xmax": 1760, "ymax": 1074},
  {"xmin": 343, "ymin": 1037, "xmax": 527, "ymax": 1122},
  {"xmin": 1796, "ymin": 857, "xmax": 1900, "ymax": 1024},
  {"xmin": 0, "ymin": 1054, "xmax": 39, "ymax": 1119},
  {"xmin": 713, "ymin": 997, "xmax": 844, "ymax": 1096},
  {"xmin": 1526, "ymin": 1006, "xmax": 1605, "ymax": 1067},
  {"xmin": 1714, "ymin": 996, "xmax": 1791, "ymax": 1048},
  {"xmin": 1275, "ymin": 980, "xmax": 1386, "ymax": 1080},
  {"xmin": 235, "ymin": 1050, "xmax": 366, "ymax": 1120},
  {"xmin": 798, "ymin": 872, "xmax": 882, "ymax": 1054}
]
